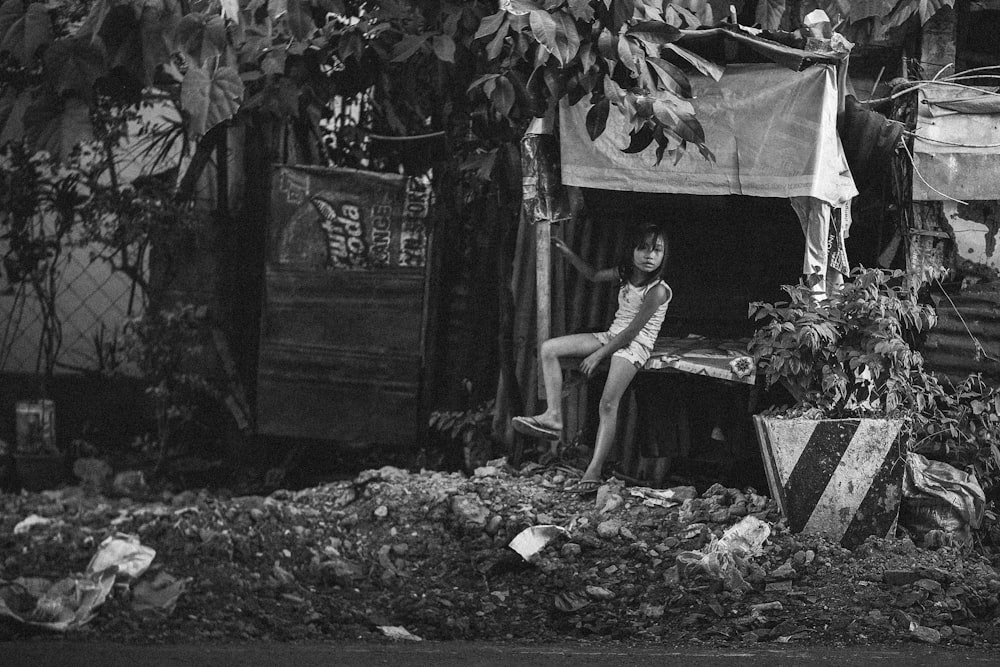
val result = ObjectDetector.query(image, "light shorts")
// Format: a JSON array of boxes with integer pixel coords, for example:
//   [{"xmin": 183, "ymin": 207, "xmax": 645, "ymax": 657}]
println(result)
[{"xmin": 592, "ymin": 331, "xmax": 653, "ymax": 369}]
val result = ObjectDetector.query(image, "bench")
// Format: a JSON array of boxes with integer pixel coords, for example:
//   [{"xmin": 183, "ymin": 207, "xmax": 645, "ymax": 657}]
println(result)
[{"xmin": 557, "ymin": 334, "xmax": 760, "ymax": 485}]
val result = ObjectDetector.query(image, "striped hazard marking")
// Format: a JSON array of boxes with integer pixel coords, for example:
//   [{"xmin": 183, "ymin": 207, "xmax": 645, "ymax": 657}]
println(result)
[{"xmin": 754, "ymin": 417, "xmax": 904, "ymax": 549}]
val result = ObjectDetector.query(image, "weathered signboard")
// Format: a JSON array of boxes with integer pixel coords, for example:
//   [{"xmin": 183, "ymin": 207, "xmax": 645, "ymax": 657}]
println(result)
[{"xmin": 257, "ymin": 166, "xmax": 432, "ymax": 444}]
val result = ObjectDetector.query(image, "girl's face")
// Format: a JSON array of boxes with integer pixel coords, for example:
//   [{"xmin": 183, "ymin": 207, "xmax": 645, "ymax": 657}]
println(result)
[{"xmin": 632, "ymin": 234, "xmax": 665, "ymax": 274}]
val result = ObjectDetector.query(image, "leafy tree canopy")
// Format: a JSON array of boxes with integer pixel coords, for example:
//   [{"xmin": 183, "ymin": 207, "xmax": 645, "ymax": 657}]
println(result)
[{"xmin": 0, "ymin": 0, "xmax": 953, "ymax": 169}]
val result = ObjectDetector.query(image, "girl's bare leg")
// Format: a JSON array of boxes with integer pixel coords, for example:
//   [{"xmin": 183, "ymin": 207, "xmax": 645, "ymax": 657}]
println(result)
[
  {"xmin": 582, "ymin": 356, "xmax": 638, "ymax": 482},
  {"xmin": 530, "ymin": 333, "xmax": 603, "ymax": 429}
]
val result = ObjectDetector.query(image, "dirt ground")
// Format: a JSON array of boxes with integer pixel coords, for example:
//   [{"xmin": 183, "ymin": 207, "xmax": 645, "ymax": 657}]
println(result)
[{"xmin": 2, "ymin": 462, "xmax": 999, "ymax": 646}]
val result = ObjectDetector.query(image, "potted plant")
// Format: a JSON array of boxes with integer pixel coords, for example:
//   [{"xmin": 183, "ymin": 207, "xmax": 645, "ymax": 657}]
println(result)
[{"xmin": 747, "ymin": 267, "xmax": 938, "ymax": 547}]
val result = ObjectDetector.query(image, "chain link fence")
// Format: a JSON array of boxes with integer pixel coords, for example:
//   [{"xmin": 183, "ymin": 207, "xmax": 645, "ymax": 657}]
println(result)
[{"xmin": 0, "ymin": 244, "xmax": 142, "ymax": 375}]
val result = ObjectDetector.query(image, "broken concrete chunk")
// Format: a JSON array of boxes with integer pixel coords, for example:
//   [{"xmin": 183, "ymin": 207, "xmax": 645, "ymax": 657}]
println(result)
[{"xmin": 596, "ymin": 519, "xmax": 621, "ymax": 540}]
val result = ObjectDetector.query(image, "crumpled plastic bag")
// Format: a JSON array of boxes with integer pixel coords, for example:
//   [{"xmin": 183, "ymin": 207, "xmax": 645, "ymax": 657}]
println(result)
[
  {"xmin": 676, "ymin": 516, "xmax": 772, "ymax": 592},
  {"xmin": 86, "ymin": 533, "xmax": 156, "ymax": 579},
  {"xmin": 900, "ymin": 452, "xmax": 986, "ymax": 547},
  {"xmin": 0, "ymin": 532, "xmax": 155, "ymax": 631},
  {"xmin": 0, "ymin": 570, "xmax": 116, "ymax": 631},
  {"xmin": 903, "ymin": 452, "xmax": 985, "ymax": 528},
  {"xmin": 508, "ymin": 525, "xmax": 569, "ymax": 561},
  {"xmin": 132, "ymin": 572, "xmax": 192, "ymax": 616}
]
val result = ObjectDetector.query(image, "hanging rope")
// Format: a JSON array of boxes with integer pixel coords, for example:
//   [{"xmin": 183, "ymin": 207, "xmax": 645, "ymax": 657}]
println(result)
[{"xmin": 903, "ymin": 130, "xmax": 1000, "ymax": 150}]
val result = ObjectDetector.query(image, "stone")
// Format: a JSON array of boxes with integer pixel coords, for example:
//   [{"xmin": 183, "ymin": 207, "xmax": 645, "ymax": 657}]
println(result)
[
  {"xmin": 597, "ymin": 519, "xmax": 621, "ymax": 540},
  {"xmin": 450, "ymin": 495, "xmax": 488, "ymax": 528},
  {"xmin": 910, "ymin": 625, "xmax": 941, "ymax": 644},
  {"xmin": 586, "ymin": 586, "xmax": 615, "ymax": 600},
  {"xmin": 769, "ymin": 562, "xmax": 796, "ymax": 580},
  {"xmin": 561, "ymin": 542, "xmax": 582, "ymax": 558},
  {"xmin": 914, "ymin": 578, "xmax": 943, "ymax": 593},
  {"xmin": 484, "ymin": 514, "xmax": 503, "ymax": 536}
]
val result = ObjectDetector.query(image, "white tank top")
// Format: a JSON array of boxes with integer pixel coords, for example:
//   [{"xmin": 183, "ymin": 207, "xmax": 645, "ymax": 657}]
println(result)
[{"xmin": 607, "ymin": 279, "xmax": 671, "ymax": 348}]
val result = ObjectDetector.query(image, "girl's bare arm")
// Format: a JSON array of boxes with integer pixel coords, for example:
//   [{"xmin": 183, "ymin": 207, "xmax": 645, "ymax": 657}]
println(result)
[
  {"xmin": 553, "ymin": 237, "xmax": 617, "ymax": 282},
  {"xmin": 580, "ymin": 283, "xmax": 670, "ymax": 375}
]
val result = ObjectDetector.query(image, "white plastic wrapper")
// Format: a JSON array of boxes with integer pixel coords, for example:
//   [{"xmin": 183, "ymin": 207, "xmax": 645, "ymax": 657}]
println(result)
[
  {"xmin": 86, "ymin": 533, "xmax": 156, "ymax": 579},
  {"xmin": 508, "ymin": 525, "xmax": 569, "ymax": 561}
]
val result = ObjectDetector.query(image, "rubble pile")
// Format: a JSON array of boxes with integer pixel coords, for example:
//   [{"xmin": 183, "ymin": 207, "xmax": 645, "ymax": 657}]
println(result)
[{"xmin": 2, "ymin": 462, "xmax": 999, "ymax": 645}]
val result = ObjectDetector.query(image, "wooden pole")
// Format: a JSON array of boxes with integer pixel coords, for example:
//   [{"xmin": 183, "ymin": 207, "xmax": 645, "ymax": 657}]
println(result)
[{"xmin": 536, "ymin": 217, "xmax": 550, "ymax": 396}]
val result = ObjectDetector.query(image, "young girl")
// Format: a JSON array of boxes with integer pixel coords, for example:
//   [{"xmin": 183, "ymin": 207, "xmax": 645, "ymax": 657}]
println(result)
[{"xmin": 512, "ymin": 223, "xmax": 672, "ymax": 494}]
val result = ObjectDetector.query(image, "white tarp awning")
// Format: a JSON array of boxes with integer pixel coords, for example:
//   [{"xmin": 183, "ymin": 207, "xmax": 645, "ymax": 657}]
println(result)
[{"xmin": 560, "ymin": 63, "xmax": 857, "ymax": 208}]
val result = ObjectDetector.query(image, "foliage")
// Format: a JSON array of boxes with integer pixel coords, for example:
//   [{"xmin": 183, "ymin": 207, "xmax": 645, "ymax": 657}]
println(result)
[
  {"xmin": 748, "ymin": 267, "xmax": 937, "ymax": 417},
  {"xmin": 121, "ymin": 303, "xmax": 223, "ymax": 475},
  {"xmin": 429, "ymin": 397, "xmax": 497, "ymax": 470},
  {"xmin": 468, "ymin": 0, "xmax": 718, "ymax": 164},
  {"xmin": 910, "ymin": 373, "xmax": 1000, "ymax": 496},
  {"xmin": 0, "ymin": 0, "xmax": 959, "ymax": 183}
]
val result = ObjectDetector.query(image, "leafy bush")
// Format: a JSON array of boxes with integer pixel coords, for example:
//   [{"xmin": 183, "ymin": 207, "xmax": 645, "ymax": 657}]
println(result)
[
  {"xmin": 121, "ymin": 303, "xmax": 224, "ymax": 475},
  {"xmin": 748, "ymin": 267, "xmax": 937, "ymax": 417},
  {"xmin": 428, "ymin": 399, "xmax": 497, "ymax": 472},
  {"xmin": 911, "ymin": 373, "xmax": 1000, "ymax": 498}
]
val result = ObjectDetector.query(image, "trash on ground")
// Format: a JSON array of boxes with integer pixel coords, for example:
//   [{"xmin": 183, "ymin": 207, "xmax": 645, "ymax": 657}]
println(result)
[
  {"xmin": 508, "ymin": 525, "xmax": 569, "ymax": 561},
  {"xmin": 0, "ymin": 569, "xmax": 116, "ymax": 631},
  {"xmin": 900, "ymin": 452, "xmax": 986, "ymax": 547},
  {"xmin": 86, "ymin": 533, "xmax": 156, "ymax": 579},
  {"xmin": 132, "ymin": 571, "xmax": 192, "ymax": 616}
]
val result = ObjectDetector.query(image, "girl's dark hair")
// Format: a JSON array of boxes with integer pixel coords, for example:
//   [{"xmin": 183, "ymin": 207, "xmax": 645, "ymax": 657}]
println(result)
[{"xmin": 618, "ymin": 223, "xmax": 668, "ymax": 286}]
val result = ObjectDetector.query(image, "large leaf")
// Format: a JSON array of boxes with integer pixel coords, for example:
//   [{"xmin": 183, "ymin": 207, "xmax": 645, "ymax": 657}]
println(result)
[
  {"xmin": 755, "ymin": 0, "xmax": 786, "ymax": 30},
  {"xmin": 646, "ymin": 56, "xmax": 691, "ymax": 98},
  {"xmin": 175, "ymin": 13, "xmax": 228, "ymax": 66},
  {"xmin": 664, "ymin": 43, "xmax": 723, "ymax": 81},
  {"xmin": 490, "ymin": 74, "xmax": 515, "ymax": 116},
  {"xmin": 550, "ymin": 10, "xmax": 581, "ymax": 65},
  {"xmin": 623, "ymin": 123, "xmax": 655, "ymax": 153},
  {"xmin": 24, "ymin": 95, "xmax": 94, "ymax": 161},
  {"xmin": 0, "ymin": 1, "xmax": 51, "ymax": 64},
  {"xmin": 567, "ymin": 0, "xmax": 594, "ymax": 21},
  {"xmin": 432, "ymin": 34, "xmax": 455, "ymax": 62},
  {"xmin": 529, "ymin": 9, "xmax": 579, "ymax": 66},
  {"xmin": 43, "ymin": 38, "xmax": 107, "ymax": 101},
  {"xmin": 528, "ymin": 10, "xmax": 558, "ymax": 61},
  {"xmin": 391, "ymin": 33, "xmax": 430, "ymax": 61},
  {"xmin": 626, "ymin": 21, "xmax": 681, "ymax": 46},
  {"xmin": 585, "ymin": 96, "xmax": 610, "ymax": 140},
  {"xmin": 485, "ymin": 16, "xmax": 508, "ymax": 59},
  {"xmin": 286, "ymin": 0, "xmax": 315, "ymax": 41},
  {"xmin": 474, "ymin": 9, "xmax": 506, "ymax": 39},
  {"xmin": 181, "ymin": 65, "xmax": 244, "ymax": 139},
  {"xmin": 609, "ymin": 0, "xmax": 635, "ymax": 33}
]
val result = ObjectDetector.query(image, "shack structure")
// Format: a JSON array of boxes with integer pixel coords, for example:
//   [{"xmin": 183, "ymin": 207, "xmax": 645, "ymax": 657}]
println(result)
[{"xmin": 504, "ymin": 27, "xmax": 876, "ymax": 483}]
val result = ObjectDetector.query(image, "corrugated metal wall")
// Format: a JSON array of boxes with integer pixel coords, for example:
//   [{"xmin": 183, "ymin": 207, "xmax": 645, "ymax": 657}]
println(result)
[{"xmin": 924, "ymin": 283, "xmax": 1000, "ymax": 382}]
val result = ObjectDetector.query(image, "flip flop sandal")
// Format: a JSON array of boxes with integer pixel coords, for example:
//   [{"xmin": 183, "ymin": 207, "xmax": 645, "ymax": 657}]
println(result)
[
  {"xmin": 563, "ymin": 479, "xmax": 601, "ymax": 496},
  {"xmin": 511, "ymin": 416, "xmax": 561, "ymax": 440}
]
